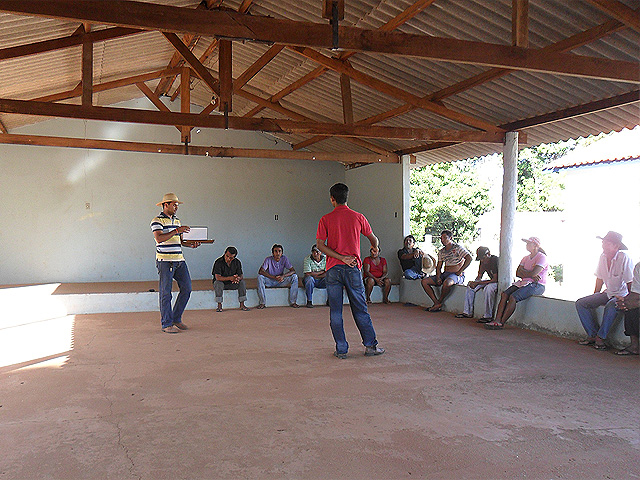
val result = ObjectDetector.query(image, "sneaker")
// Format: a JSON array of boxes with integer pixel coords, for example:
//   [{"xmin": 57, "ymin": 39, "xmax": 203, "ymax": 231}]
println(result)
[
  {"xmin": 364, "ymin": 345, "xmax": 385, "ymax": 356},
  {"xmin": 173, "ymin": 322, "xmax": 188, "ymax": 330},
  {"xmin": 334, "ymin": 351, "xmax": 348, "ymax": 359},
  {"xmin": 162, "ymin": 325, "xmax": 180, "ymax": 334},
  {"xmin": 306, "ymin": 301, "xmax": 314, "ymax": 308}
]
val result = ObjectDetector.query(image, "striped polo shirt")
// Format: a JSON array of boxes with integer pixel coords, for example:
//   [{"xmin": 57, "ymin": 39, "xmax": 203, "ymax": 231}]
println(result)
[{"xmin": 150, "ymin": 212, "xmax": 184, "ymax": 261}]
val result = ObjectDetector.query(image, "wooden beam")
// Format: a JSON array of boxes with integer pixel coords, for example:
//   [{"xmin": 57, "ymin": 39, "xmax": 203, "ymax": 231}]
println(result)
[
  {"xmin": 0, "ymin": 118, "xmax": 7, "ymax": 134},
  {"xmin": 136, "ymin": 82, "xmax": 171, "ymax": 112},
  {"xmin": 234, "ymin": 44, "xmax": 285, "ymax": 92},
  {"xmin": 0, "ymin": 133, "xmax": 398, "ymax": 164},
  {"xmin": 292, "ymin": 47, "xmax": 504, "ymax": 133},
  {"xmin": 512, "ymin": 0, "xmax": 529, "ymax": 47},
  {"xmin": 500, "ymin": 89, "xmax": 640, "ymax": 130},
  {"xmin": 0, "ymin": 26, "xmax": 142, "ymax": 61},
  {"xmin": 0, "ymin": 98, "xmax": 507, "ymax": 143},
  {"xmin": 340, "ymin": 74, "xmax": 353, "ymax": 125},
  {"xmin": 2, "ymin": 0, "xmax": 637, "ymax": 82},
  {"xmin": 162, "ymin": 32, "xmax": 220, "ymax": 96},
  {"xmin": 181, "ymin": 67, "xmax": 191, "ymax": 142},
  {"xmin": 81, "ymin": 30, "xmax": 93, "ymax": 106},
  {"xmin": 395, "ymin": 142, "xmax": 458, "ymax": 156},
  {"xmin": 583, "ymin": 0, "xmax": 640, "ymax": 33},
  {"xmin": 218, "ymin": 39, "xmax": 232, "ymax": 113},
  {"xmin": 32, "ymin": 67, "xmax": 182, "ymax": 103}
]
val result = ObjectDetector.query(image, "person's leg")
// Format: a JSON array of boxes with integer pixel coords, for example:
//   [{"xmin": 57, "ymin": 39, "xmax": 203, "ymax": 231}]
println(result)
[
  {"xmin": 403, "ymin": 268, "xmax": 420, "ymax": 280},
  {"xmin": 213, "ymin": 280, "xmax": 225, "ymax": 311},
  {"xmin": 575, "ymin": 292, "xmax": 609, "ymax": 339},
  {"xmin": 326, "ymin": 266, "xmax": 348, "ymax": 356},
  {"xmin": 483, "ymin": 282, "xmax": 498, "ymax": 319},
  {"xmin": 463, "ymin": 285, "xmax": 478, "ymax": 316},
  {"xmin": 237, "ymin": 279, "xmax": 248, "ymax": 310},
  {"xmin": 421, "ymin": 275, "xmax": 439, "ymax": 305},
  {"xmin": 287, "ymin": 273, "xmax": 299, "ymax": 305},
  {"xmin": 156, "ymin": 260, "xmax": 174, "ymax": 329},
  {"xmin": 597, "ymin": 296, "xmax": 621, "ymax": 341},
  {"xmin": 172, "ymin": 261, "xmax": 192, "ymax": 326},
  {"xmin": 257, "ymin": 274, "xmax": 268, "ymax": 306},
  {"xmin": 437, "ymin": 274, "xmax": 460, "ymax": 307},
  {"xmin": 383, "ymin": 278, "xmax": 391, "ymax": 303},
  {"xmin": 343, "ymin": 266, "xmax": 379, "ymax": 349},
  {"xmin": 502, "ymin": 283, "xmax": 545, "ymax": 325},
  {"xmin": 620, "ymin": 308, "xmax": 639, "ymax": 354},
  {"xmin": 304, "ymin": 276, "xmax": 315, "ymax": 304},
  {"xmin": 364, "ymin": 277, "xmax": 374, "ymax": 303}
]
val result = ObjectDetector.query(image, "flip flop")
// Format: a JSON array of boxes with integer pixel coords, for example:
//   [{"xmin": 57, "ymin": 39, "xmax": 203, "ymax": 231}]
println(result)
[
  {"xmin": 455, "ymin": 313, "xmax": 471, "ymax": 318},
  {"xmin": 216, "ymin": 307, "xmax": 223, "ymax": 312},
  {"xmin": 240, "ymin": 306, "xmax": 250, "ymax": 311},
  {"xmin": 476, "ymin": 318, "xmax": 492, "ymax": 323},
  {"xmin": 593, "ymin": 344, "xmax": 608, "ymax": 351},
  {"xmin": 616, "ymin": 349, "xmax": 639, "ymax": 356},
  {"xmin": 484, "ymin": 322, "xmax": 504, "ymax": 330},
  {"xmin": 578, "ymin": 339, "xmax": 595, "ymax": 346},
  {"xmin": 256, "ymin": 304, "xmax": 266, "ymax": 309}
]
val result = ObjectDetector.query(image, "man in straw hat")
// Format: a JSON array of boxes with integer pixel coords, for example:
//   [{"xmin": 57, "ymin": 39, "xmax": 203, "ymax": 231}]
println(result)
[
  {"xmin": 150, "ymin": 193, "xmax": 201, "ymax": 333},
  {"xmin": 576, "ymin": 231, "xmax": 633, "ymax": 350}
]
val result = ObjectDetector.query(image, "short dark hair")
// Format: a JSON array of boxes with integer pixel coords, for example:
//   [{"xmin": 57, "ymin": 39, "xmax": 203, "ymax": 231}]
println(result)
[
  {"xmin": 441, "ymin": 230, "xmax": 453, "ymax": 239},
  {"xmin": 272, "ymin": 244, "xmax": 283, "ymax": 253},
  {"xmin": 404, "ymin": 235, "xmax": 416, "ymax": 243},
  {"xmin": 330, "ymin": 183, "xmax": 349, "ymax": 204},
  {"xmin": 225, "ymin": 246, "xmax": 238, "ymax": 256}
]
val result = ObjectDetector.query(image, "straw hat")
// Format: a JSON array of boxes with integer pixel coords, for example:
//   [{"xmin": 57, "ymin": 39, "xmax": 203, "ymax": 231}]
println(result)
[
  {"xmin": 156, "ymin": 193, "xmax": 183, "ymax": 206},
  {"xmin": 597, "ymin": 231, "xmax": 627, "ymax": 250},
  {"xmin": 422, "ymin": 254, "xmax": 436, "ymax": 275}
]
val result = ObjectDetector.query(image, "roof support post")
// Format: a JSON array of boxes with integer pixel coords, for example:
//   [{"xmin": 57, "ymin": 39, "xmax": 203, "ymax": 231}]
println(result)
[
  {"xmin": 401, "ymin": 154, "xmax": 412, "ymax": 237},
  {"xmin": 499, "ymin": 131, "xmax": 518, "ymax": 294}
]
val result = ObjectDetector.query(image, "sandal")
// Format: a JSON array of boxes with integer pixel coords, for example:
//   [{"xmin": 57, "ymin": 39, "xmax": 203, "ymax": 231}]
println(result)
[
  {"xmin": 616, "ymin": 349, "xmax": 639, "ymax": 356},
  {"xmin": 256, "ymin": 304, "xmax": 266, "ymax": 309},
  {"xmin": 216, "ymin": 307, "xmax": 223, "ymax": 312},
  {"xmin": 476, "ymin": 318, "xmax": 492, "ymax": 323},
  {"xmin": 455, "ymin": 313, "xmax": 471, "ymax": 318},
  {"xmin": 578, "ymin": 338, "xmax": 596, "ymax": 346},
  {"xmin": 240, "ymin": 305, "xmax": 250, "ymax": 311},
  {"xmin": 484, "ymin": 322, "xmax": 504, "ymax": 330},
  {"xmin": 593, "ymin": 343, "xmax": 608, "ymax": 351}
]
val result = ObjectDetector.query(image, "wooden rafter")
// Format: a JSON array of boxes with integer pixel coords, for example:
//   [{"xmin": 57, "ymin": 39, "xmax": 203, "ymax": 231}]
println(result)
[
  {"xmin": 218, "ymin": 40, "xmax": 232, "ymax": 113},
  {"xmin": 162, "ymin": 32, "xmax": 220, "ymax": 96},
  {"xmin": 0, "ymin": 98, "xmax": 508, "ymax": 143},
  {"xmin": 0, "ymin": 118, "xmax": 7, "ymax": 134},
  {"xmin": 181, "ymin": 67, "xmax": 191, "ymax": 143},
  {"xmin": 0, "ymin": 133, "xmax": 398, "ymax": 164},
  {"xmin": 340, "ymin": 74, "xmax": 353, "ymax": 125},
  {"xmin": 0, "ymin": 26, "xmax": 142, "ymax": 61},
  {"xmin": 81, "ymin": 27, "xmax": 93, "ymax": 106},
  {"xmin": 234, "ymin": 45, "xmax": 285, "ymax": 92},
  {"xmin": 583, "ymin": 0, "xmax": 640, "ymax": 33},
  {"xmin": 512, "ymin": 0, "xmax": 529, "ymax": 47},
  {"xmin": 1, "ymin": 1, "xmax": 637, "ymax": 82},
  {"xmin": 293, "ymin": 16, "xmax": 629, "ymax": 151}
]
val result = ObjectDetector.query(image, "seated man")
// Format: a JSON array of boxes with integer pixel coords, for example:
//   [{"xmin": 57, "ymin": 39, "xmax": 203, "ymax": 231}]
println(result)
[
  {"xmin": 398, "ymin": 235, "xmax": 425, "ymax": 279},
  {"xmin": 363, "ymin": 246, "xmax": 391, "ymax": 304},
  {"xmin": 212, "ymin": 246, "xmax": 249, "ymax": 312},
  {"xmin": 257, "ymin": 244, "xmax": 299, "ymax": 309},
  {"xmin": 303, "ymin": 245, "xmax": 326, "ymax": 308},
  {"xmin": 616, "ymin": 261, "xmax": 640, "ymax": 356},
  {"xmin": 421, "ymin": 230, "xmax": 472, "ymax": 312},
  {"xmin": 576, "ymin": 231, "xmax": 633, "ymax": 350},
  {"xmin": 455, "ymin": 246, "xmax": 498, "ymax": 323}
]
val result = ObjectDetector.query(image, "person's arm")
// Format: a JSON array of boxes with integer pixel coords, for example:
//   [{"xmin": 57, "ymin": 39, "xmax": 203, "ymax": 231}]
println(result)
[
  {"xmin": 259, "ymin": 266, "xmax": 278, "ymax": 280},
  {"xmin": 380, "ymin": 261, "xmax": 389, "ymax": 281},
  {"xmin": 468, "ymin": 265, "xmax": 484, "ymax": 288},
  {"xmin": 456, "ymin": 253, "xmax": 472, "ymax": 276},
  {"xmin": 283, "ymin": 266, "xmax": 296, "ymax": 278},
  {"xmin": 399, "ymin": 248, "xmax": 422, "ymax": 260},
  {"xmin": 363, "ymin": 261, "xmax": 374, "ymax": 279},
  {"xmin": 316, "ymin": 239, "xmax": 357, "ymax": 267},
  {"xmin": 594, "ymin": 277, "xmax": 604, "ymax": 294},
  {"xmin": 153, "ymin": 225, "xmax": 189, "ymax": 244}
]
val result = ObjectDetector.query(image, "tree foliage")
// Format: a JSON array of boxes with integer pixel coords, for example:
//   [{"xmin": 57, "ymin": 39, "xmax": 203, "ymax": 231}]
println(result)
[{"xmin": 410, "ymin": 161, "xmax": 491, "ymax": 244}]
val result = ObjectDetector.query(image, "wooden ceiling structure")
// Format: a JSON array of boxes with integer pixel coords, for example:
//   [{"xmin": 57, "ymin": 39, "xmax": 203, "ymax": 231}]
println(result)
[{"xmin": 0, "ymin": 0, "xmax": 638, "ymax": 167}]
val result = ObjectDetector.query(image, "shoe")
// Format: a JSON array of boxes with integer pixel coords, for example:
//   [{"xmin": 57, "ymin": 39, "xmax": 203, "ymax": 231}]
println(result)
[
  {"xmin": 364, "ymin": 345, "xmax": 385, "ymax": 356},
  {"xmin": 173, "ymin": 322, "xmax": 188, "ymax": 330},
  {"xmin": 477, "ymin": 317, "xmax": 492, "ymax": 323},
  {"xmin": 455, "ymin": 313, "xmax": 471, "ymax": 318},
  {"xmin": 616, "ymin": 349, "xmax": 639, "ymax": 356},
  {"xmin": 306, "ymin": 301, "xmax": 314, "ymax": 308},
  {"xmin": 593, "ymin": 343, "xmax": 608, "ymax": 351},
  {"xmin": 484, "ymin": 322, "xmax": 504, "ymax": 330},
  {"xmin": 334, "ymin": 351, "xmax": 348, "ymax": 359},
  {"xmin": 290, "ymin": 303, "xmax": 300, "ymax": 308},
  {"xmin": 578, "ymin": 338, "xmax": 596, "ymax": 346},
  {"xmin": 162, "ymin": 325, "xmax": 180, "ymax": 333}
]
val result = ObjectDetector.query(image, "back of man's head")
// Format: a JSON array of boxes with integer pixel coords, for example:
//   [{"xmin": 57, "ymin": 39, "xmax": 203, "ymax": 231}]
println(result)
[
  {"xmin": 330, "ymin": 183, "xmax": 349, "ymax": 204},
  {"xmin": 225, "ymin": 246, "xmax": 238, "ymax": 256}
]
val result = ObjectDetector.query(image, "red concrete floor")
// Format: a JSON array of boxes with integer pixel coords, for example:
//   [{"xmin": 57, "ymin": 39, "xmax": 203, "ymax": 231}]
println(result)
[{"xmin": 1, "ymin": 304, "xmax": 638, "ymax": 479}]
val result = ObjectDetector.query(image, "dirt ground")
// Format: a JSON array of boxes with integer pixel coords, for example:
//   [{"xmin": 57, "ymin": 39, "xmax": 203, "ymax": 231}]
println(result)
[{"xmin": 1, "ymin": 304, "xmax": 638, "ymax": 479}]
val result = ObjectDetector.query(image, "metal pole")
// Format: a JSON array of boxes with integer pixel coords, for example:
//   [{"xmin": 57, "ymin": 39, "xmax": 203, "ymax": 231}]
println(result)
[{"xmin": 499, "ymin": 131, "xmax": 518, "ymax": 293}]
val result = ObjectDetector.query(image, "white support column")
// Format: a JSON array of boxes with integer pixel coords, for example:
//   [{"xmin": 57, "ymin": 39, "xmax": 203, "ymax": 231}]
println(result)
[
  {"xmin": 401, "ymin": 155, "xmax": 412, "ymax": 237},
  {"xmin": 499, "ymin": 132, "xmax": 518, "ymax": 293}
]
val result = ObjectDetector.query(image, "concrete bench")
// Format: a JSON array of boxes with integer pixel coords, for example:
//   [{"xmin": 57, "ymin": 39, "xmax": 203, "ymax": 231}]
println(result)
[{"xmin": 399, "ymin": 279, "xmax": 627, "ymax": 347}]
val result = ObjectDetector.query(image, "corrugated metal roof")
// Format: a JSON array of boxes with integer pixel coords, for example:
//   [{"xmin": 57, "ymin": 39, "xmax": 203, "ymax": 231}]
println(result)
[{"xmin": 0, "ymin": 0, "xmax": 638, "ymax": 166}]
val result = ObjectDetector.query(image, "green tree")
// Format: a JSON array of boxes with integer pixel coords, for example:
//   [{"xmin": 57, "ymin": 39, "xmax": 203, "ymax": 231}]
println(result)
[{"xmin": 410, "ymin": 161, "xmax": 491, "ymax": 244}]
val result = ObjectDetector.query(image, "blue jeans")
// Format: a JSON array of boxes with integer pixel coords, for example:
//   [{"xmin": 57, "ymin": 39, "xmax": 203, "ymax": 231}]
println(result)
[
  {"xmin": 576, "ymin": 292, "xmax": 621, "ymax": 339},
  {"xmin": 303, "ymin": 275, "xmax": 326, "ymax": 302},
  {"xmin": 257, "ymin": 274, "xmax": 298, "ymax": 305},
  {"xmin": 156, "ymin": 260, "xmax": 192, "ymax": 328},
  {"xmin": 403, "ymin": 267, "xmax": 423, "ymax": 279},
  {"xmin": 326, "ymin": 265, "xmax": 378, "ymax": 355}
]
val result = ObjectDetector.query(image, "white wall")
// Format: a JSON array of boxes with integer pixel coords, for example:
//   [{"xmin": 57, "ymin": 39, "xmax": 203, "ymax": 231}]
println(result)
[
  {"xmin": 1, "ymin": 99, "xmax": 348, "ymax": 284},
  {"xmin": 346, "ymin": 162, "xmax": 405, "ymax": 281}
]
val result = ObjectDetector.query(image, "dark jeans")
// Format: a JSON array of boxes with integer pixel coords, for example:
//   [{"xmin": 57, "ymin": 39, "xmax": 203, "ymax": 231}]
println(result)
[
  {"xmin": 156, "ymin": 260, "xmax": 192, "ymax": 328},
  {"xmin": 213, "ymin": 279, "xmax": 247, "ymax": 303},
  {"xmin": 326, "ymin": 264, "xmax": 378, "ymax": 355},
  {"xmin": 624, "ymin": 308, "xmax": 639, "ymax": 337}
]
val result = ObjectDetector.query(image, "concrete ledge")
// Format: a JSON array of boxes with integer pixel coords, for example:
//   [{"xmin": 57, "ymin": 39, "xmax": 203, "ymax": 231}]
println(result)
[{"xmin": 399, "ymin": 279, "xmax": 627, "ymax": 347}]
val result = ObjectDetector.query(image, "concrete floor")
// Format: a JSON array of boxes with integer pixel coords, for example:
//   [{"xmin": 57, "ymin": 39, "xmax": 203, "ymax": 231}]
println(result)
[{"xmin": 1, "ymin": 304, "xmax": 638, "ymax": 480}]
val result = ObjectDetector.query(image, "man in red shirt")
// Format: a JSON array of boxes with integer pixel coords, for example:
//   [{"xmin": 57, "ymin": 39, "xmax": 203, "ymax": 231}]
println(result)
[{"xmin": 316, "ymin": 183, "xmax": 385, "ymax": 359}]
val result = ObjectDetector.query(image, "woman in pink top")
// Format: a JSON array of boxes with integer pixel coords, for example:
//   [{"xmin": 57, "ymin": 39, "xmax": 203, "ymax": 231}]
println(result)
[
  {"xmin": 485, "ymin": 237, "xmax": 548, "ymax": 330},
  {"xmin": 363, "ymin": 246, "xmax": 391, "ymax": 304}
]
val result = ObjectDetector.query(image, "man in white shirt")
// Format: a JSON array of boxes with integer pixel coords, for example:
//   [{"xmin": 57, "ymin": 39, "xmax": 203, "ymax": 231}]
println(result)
[{"xmin": 576, "ymin": 231, "xmax": 634, "ymax": 350}]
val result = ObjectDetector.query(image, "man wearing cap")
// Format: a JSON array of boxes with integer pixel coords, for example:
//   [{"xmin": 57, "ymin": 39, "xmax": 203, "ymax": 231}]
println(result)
[
  {"xmin": 455, "ymin": 247, "xmax": 498, "ymax": 322},
  {"xmin": 302, "ymin": 245, "xmax": 327, "ymax": 308},
  {"xmin": 150, "ymin": 193, "xmax": 201, "ymax": 333},
  {"xmin": 576, "ymin": 231, "xmax": 634, "ymax": 350}
]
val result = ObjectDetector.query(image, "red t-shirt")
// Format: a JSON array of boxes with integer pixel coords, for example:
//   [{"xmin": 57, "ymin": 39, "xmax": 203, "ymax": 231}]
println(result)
[
  {"xmin": 316, "ymin": 205, "xmax": 373, "ymax": 271},
  {"xmin": 363, "ymin": 256, "xmax": 387, "ymax": 278}
]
